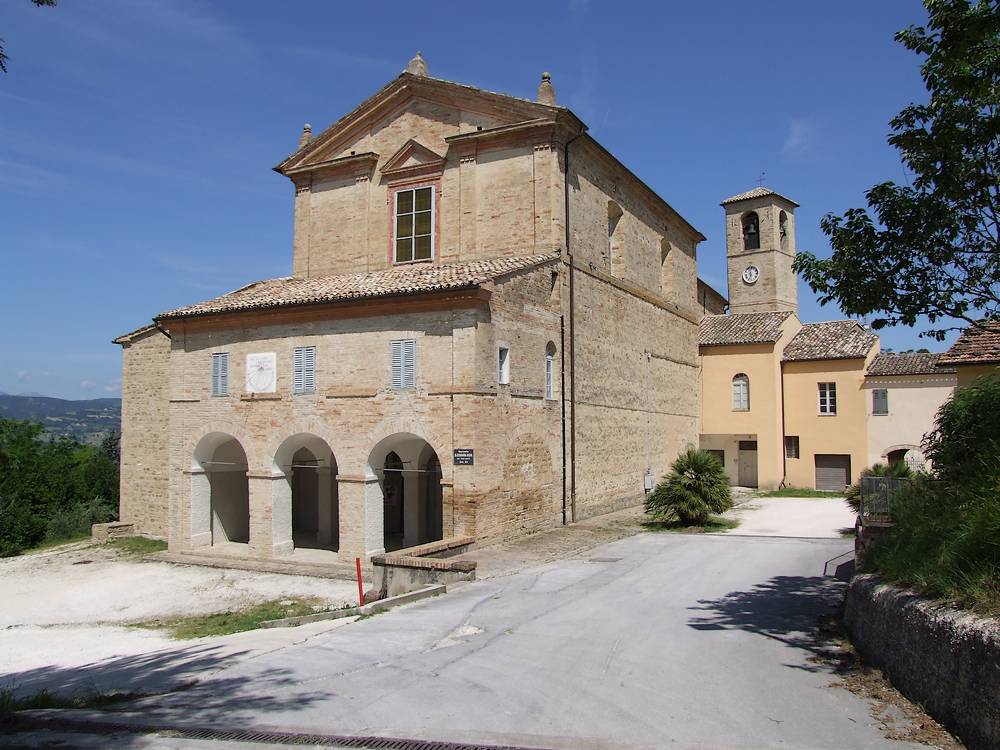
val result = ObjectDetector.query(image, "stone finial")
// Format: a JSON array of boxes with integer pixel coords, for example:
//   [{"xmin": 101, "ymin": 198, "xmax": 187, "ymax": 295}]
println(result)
[
  {"xmin": 537, "ymin": 71, "xmax": 556, "ymax": 105},
  {"xmin": 405, "ymin": 51, "xmax": 428, "ymax": 77},
  {"xmin": 298, "ymin": 123, "xmax": 313, "ymax": 149}
]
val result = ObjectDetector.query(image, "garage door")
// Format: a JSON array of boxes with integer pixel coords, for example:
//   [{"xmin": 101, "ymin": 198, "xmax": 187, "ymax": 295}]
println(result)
[{"xmin": 814, "ymin": 454, "xmax": 851, "ymax": 491}]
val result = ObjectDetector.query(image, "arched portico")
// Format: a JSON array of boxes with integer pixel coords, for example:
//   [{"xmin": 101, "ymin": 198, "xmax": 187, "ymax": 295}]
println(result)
[
  {"xmin": 272, "ymin": 434, "xmax": 339, "ymax": 557},
  {"xmin": 191, "ymin": 432, "xmax": 250, "ymax": 549},
  {"xmin": 367, "ymin": 432, "xmax": 444, "ymax": 552}
]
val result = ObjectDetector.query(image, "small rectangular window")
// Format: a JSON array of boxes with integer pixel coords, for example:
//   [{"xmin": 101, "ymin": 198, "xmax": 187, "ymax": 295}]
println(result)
[
  {"xmin": 293, "ymin": 346, "xmax": 316, "ymax": 394},
  {"xmin": 498, "ymin": 345, "xmax": 510, "ymax": 385},
  {"xmin": 393, "ymin": 186, "xmax": 434, "ymax": 263},
  {"xmin": 872, "ymin": 388, "xmax": 888, "ymax": 415},
  {"xmin": 211, "ymin": 352, "xmax": 229, "ymax": 397},
  {"xmin": 545, "ymin": 353, "xmax": 554, "ymax": 400},
  {"xmin": 819, "ymin": 382, "xmax": 837, "ymax": 415},
  {"xmin": 390, "ymin": 339, "xmax": 416, "ymax": 389},
  {"xmin": 785, "ymin": 436, "xmax": 800, "ymax": 459}
]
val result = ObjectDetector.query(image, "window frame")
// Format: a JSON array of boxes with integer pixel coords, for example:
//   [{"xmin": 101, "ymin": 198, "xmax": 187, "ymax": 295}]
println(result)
[
  {"xmin": 872, "ymin": 388, "xmax": 889, "ymax": 416},
  {"xmin": 392, "ymin": 184, "xmax": 436, "ymax": 265},
  {"xmin": 497, "ymin": 343, "xmax": 511, "ymax": 386},
  {"xmin": 211, "ymin": 352, "xmax": 229, "ymax": 397},
  {"xmin": 545, "ymin": 352, "xmax": 555, "ymax": 400},
  {"xmin": 818, "ymin": 382, "xmax": 838, "ymax": 415},
  {"xmin": 732, "ymin": 373, "xmax": 750, "ymax": 412},
  {"xmin": 293, "ymin": 345, "xmax": 317, "ymax": 395},
  {"xmin": 784, "ymin": 436, "xmax": 800, "ymax": 459},
  {"xmin": 389, "ymin": 339, "xmax": 417, "ymax": 390}
]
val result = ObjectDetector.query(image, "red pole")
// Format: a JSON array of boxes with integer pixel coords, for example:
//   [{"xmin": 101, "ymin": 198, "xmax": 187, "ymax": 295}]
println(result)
[{"xmin": 355, "ymin": 557, "xmax": 364, "ymax": 606}]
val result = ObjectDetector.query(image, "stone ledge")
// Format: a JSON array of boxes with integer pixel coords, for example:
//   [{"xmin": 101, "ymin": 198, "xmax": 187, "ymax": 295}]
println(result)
[
  {"xmin": 146, "ymin": 550, "xmax": 356, "ymax": 581},
  {"xmin": 845, "ymin": 574, "xmax": 1000, "ymax": 750},
  {"xmin": 370, "ymin": 554, "xmax": 476, "ymax": 573},
  {"xmin": 260, "ymin": 584, "xmax": 447, "ymax": 628},
  {"xmin": 389, "ymin": 535, "xmax": 475, "ymax": 558},
  {"xmin": 91, "ymin": 521, "xmax": 134, "ymax": 542}
]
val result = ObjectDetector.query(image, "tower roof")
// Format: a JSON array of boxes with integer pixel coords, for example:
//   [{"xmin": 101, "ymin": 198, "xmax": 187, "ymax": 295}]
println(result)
[{"xmin": 720, "ymin": 187, "xmax": 799, "ymax": 208}]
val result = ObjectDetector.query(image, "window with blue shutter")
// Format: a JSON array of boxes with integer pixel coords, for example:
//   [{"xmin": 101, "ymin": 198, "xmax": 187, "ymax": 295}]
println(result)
[
  {"xmin": 390, "ymin": 339, "xmax": 416, "ymax": 389},
  {"xmin": 294, "ymin": 346, "xmax": 316, "ymax": 394},
  {"xmin": 211, "ymin": 352, "xmax": 229, "ymax": 397},
  {"xmin": 873, "ymin": 388, "xmax": 888, "ymax": 415}
]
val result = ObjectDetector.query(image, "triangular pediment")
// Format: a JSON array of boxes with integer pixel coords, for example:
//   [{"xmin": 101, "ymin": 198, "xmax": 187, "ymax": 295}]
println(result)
[
  {"xmin": 275, "ymin": 73, "xmax": 584, "ymax": 176},
  {"xmin": 379, "ymin": 139, "xmax": 446, "ymax": 180}
]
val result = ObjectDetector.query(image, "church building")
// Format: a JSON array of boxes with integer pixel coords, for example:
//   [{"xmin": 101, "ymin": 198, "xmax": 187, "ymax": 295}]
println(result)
[{"xmin": 114, "ymin": 54, "xmax": 706, "ymax": 564}]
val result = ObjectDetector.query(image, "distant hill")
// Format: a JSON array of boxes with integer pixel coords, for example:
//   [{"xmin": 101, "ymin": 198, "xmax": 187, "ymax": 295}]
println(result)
[{"xmin": 0, "ymin": 394, "xmax": 121, "ymax": 445}]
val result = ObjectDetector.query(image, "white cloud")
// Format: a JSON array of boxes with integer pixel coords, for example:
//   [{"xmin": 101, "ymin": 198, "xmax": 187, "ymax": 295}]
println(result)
[
  {"xmin": 103, "ymin": 379, "xmax": 122, "ymax": 394},
  {"xmin": 16, "ymin": 370, "xmax": 30, "ymax": 383},
  {"xmin": 80, "ymin": 379, "xmax": 98, "ymax": 391},
  {"xmin": 781, "ymin": 118, "xmax": 815, "ymax": 158}
]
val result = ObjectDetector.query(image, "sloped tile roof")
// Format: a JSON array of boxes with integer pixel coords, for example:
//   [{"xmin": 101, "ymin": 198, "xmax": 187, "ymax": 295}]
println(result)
[
  {"xmin": 112, "ymin": 323, "xmax": 160, "ymax": 345},
  {"xmin": 699, "ymin": 311, "xmax": 793, "ymax": 346},
  {"xmin": 938, "ymin": 322, "xmax": 1000, "ymax": 365},
  {"xmin": 782, "ymin": 321, "xmax": 877, "ymax": 362},
  {"xmin": 157, "ymin": 254, "xmax": 558, "ymax": 320},
  {"xmin": 720, "ymin": 186, "xmax": 800, "ymax": 207},
  {"xmin": 866, "ymin": 353, "xmax": 955, "ymax": 376}
]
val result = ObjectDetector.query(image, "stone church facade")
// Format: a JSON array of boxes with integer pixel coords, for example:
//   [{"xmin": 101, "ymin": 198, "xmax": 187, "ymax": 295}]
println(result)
[{"xmin": 115, "ymin": 55, "xmax": 706, "ymax": 563}]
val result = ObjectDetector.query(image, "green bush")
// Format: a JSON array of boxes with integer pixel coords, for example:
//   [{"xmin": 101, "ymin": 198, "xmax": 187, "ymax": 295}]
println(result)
[
  {"xmin": 0, "ymin": 495, "xmax": 46, "ymax": 557},
  {"xmin": 865, "ymin": 373, "xmax": 1000, "ymax": 614},
  {"xmin": 845, "ymin": 461, "xmax": 912, "ymax": 512},
  {"xmin": 44, "ymin": 496, "xmax": 115, "ymax": 544},
  {"xmin": 645, "ymin": 449, "xmax": 732, "ymax": 525}
]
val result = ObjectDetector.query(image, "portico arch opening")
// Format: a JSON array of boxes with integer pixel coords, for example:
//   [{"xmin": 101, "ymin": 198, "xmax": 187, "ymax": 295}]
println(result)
[
  {"xmin": 273, "ymin": 434, "xmax": 340, "ymax": 554},
  {"xmin": 192, "ymin": 432, "xmax": 250, "ymax": 547},
  {"xmin": 368, "ymin": 433, "xmax": 444, "ymax": 552}
]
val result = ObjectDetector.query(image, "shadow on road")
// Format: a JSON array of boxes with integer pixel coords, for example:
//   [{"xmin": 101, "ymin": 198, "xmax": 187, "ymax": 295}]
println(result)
[
  {"xmin": 1, "ymin": 643, "xmax": 327, "ymax": 740},
  {"xmin": 687, "ymin": 574, "xmax": 851, "ymax": 674}
]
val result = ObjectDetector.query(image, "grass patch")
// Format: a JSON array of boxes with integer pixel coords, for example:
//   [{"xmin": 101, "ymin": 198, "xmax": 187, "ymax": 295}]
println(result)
[
  {"xmin": 642, "ymin": 515, "xmax": 739, "ymax": 534},
  {"xmin": 757, "ymin": 487, "xmax": 844, "ymax": 498},
  {"xmin": 0, "ymin": 686, "xmax": 142, "ymax": 714},
  {"xmin": 138, "ymin": 597, "xmax": 327, "ymax": 639},
  {"xmin": 107, "ymin": 536, "xmax": 167, "ymax": 556},
  {"xmin": 21, "ymin": 532, "xmax": 92, "ymax": 554}
]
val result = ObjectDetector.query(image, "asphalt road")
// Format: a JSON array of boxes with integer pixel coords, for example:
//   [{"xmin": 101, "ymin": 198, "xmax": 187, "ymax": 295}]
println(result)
[{"xmin": 10, "ymin": 532, "xmax": 926, "ymax": 750}]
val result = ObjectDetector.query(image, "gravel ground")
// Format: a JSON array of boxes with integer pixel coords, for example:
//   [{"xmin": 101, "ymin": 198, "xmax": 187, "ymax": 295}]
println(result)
[{"xmin": 0, "ymin": 539, "xmax": 356, "ymax": 681}]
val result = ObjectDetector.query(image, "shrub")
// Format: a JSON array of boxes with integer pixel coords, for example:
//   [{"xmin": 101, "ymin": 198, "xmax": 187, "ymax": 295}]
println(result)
[
  {"xmin": 646, "ymin": 449, "xmax": 732, "ymax": 525},
  {"xmin": 0, "ymin": 495, "xmax": 46, "ymax": 557},
  {"xmin": 44, "ymin": 496, "xmax": 115, "ymax": 544},
  {"xmin": 845, "ymin": 461, "xmax": 912, "ymax": 512},
  {"xmin": 864, "ymin": 373, "xmax": 1000, "ymax": 614}
]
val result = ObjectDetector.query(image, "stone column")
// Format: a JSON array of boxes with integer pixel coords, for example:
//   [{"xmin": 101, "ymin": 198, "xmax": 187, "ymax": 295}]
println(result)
[
  {"xmin": 265, "ymin": 472, "xmax": 293, "ymax": 557},
  {"xmin": 317, "ymin": 467, "xmax": 334, "ymax": 548},
  {"xmin": 244, "ymin": 472, "xmax": 282, "ymax": 558},
  {"xmin": 337, "ymin": 474, "xmax": 385, "ymax": 560},
  {"xmin": 187, "ymin": 469, "xmax": 212, "ymax": 549}
]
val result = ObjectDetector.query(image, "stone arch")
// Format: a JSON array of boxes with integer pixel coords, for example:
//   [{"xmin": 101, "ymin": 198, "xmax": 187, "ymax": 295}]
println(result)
[
  {"xmin": 366, "ymin": 430, "xmax": 446, "ymax": 551},
  {"xmin": 190, "ymin": 431, "xmax": 250, "ymax": 549},
  {"xmin": 271, "ymin": 433, "xmax": 340, "ymax": 556},
  {"xmin": 881, "ymin": 443, "xmax": 927, "ymax": 472},
  {"xmin": 742, "ymin": 211, "xmax": 760, "ymax": 250}
]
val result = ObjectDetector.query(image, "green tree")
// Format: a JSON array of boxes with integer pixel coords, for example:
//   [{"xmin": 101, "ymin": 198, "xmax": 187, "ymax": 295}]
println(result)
[
  {"xmin": 645, "ymin": 449, "xmax": 733, "ymax": 526},
  {"xmin": 0, "ymin": 0, "xmax": 57, "ymax": 74},
  {"xmin": 793, "ymin": 0, "xmax": 1000, "ymax": 340}
]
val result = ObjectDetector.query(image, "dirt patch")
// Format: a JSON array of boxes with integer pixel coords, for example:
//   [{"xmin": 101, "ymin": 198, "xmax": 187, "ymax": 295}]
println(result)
[{"xmin": 811, "ymin": 611, "xmax": 964, "ymax": 750}]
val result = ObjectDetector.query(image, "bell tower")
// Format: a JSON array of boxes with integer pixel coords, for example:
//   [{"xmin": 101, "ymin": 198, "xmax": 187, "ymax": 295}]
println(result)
[{"xmin": 721, "ymin": 187, "xmax": 799, "ymax": 315}]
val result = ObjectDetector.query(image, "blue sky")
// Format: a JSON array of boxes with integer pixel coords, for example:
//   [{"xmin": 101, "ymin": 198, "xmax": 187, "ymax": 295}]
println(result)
[{"xmin": 1, "ymin": 0, "xmax": 942, "ymax": 400}]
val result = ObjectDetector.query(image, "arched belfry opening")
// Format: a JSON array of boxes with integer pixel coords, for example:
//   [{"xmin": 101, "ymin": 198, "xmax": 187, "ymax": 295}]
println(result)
[
  {"xmin": 742, "ymin": 212, "xmax": 760, "ymax": 250},
  {"xmin": 273, "ymin": 434, "xmax": 339, "ymax": 555},
  {"xmin": 368, "ymin": 433, "xmax": 445, "ymax": 552},
  {"xmin": 191, "ymin": 432, "xmax": 250, "ymax": 548}
]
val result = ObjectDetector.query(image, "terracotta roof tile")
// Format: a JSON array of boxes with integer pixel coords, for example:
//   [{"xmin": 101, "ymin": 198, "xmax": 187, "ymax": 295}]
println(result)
[
  {"xmin": 782, "ymin": 321, "xmax": 877, "ymax": 362},
  {"xmin": 866, "ymin": 353, "xmax": 955, "ymax": 376},
  {"xmin": 699, "ymin": 311, "xmax": 793, "ymax": 346},
  {"xmin": 938, "ymin": 322, "xmax": 1000, "ymax": 365},
  {"xmin": 720, "ymin": 186, "xmax": 800, "ymax": 207},
  {"xmin": 157, "ymin": 254, "xmax": 558, "ymax": 320}
]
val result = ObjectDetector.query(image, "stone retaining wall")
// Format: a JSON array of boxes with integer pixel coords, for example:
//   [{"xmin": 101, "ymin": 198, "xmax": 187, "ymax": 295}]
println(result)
[{"xmin": 844, "ymin": 574, "xmax": 1000, "ymax": 750}]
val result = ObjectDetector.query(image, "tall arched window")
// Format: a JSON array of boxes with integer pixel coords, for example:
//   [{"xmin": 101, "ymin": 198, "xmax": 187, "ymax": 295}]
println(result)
[
  {"xmin": 779, "ymin": 210, "xmax": 789, "ymax": 251},
  {"xmin": 732, "ymin": 373, "xmax": 750, "ymax": 411},
  {"xmin": 607, "ymin": 201, "xmax": 623, "ymax": 274},
  {"xmin": 742, "ymin": 212, "xmax": 760, "ymax": 250},
  {"xmin": 544, "ymin": 342, "xmax": 557, "ymax": 400},
  {"xmin": 660, "ymin": 238, "xmax": 673, "ymax": 299}
]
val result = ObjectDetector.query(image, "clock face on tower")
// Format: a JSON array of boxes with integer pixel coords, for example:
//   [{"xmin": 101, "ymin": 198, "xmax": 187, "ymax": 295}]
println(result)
[{"xmin": 742, "ymin": 265, "xmax": 760, "ymax": 285}]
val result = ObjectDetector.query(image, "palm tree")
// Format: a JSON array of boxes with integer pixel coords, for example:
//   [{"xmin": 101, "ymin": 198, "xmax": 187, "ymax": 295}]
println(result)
[{"xmin": 646, "ymin": 449, "xmax": 732, "ymax": 525}]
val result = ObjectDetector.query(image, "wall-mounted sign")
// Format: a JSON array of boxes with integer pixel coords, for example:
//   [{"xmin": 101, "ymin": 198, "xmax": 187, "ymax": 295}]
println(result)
[
  {"xmin": 453, "ymin": 448, "xmax": 474, "ymax": 466},
  {"xmin": 246, "ymin": 352, "xmax": 277, "ymax": 393}
]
